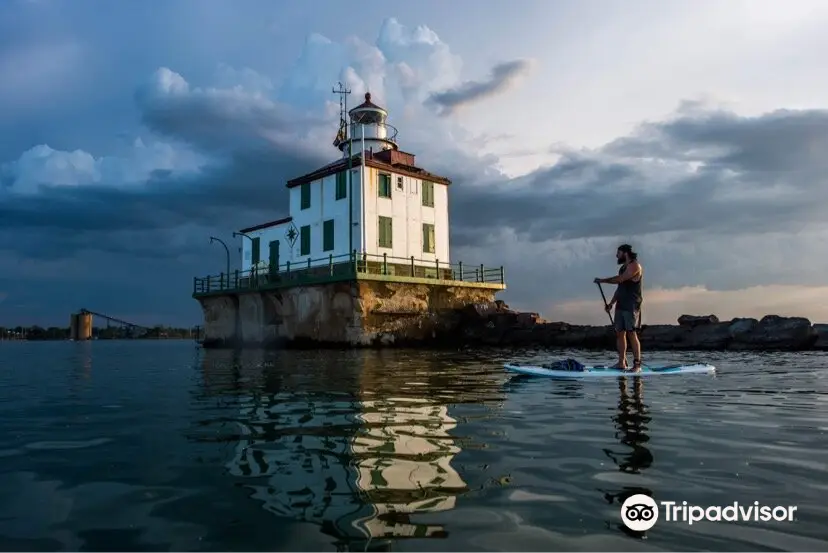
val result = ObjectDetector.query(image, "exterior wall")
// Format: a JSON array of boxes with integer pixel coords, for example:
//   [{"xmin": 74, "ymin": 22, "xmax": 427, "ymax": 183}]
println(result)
[
  {"xmin": 239, "ymin": 168, "xmax": 363, "ymax": 272},
  {"xmin": 239, "ymin": 159, "xmax": 450, "ymax": 272},
  {"xmin": 361, "ymin": 166, "xmax": 450, "ymax": 265},
  {"xmin": 289, "ymin": 168, "xmax": 362, "ymax": 266},
  {"xmin": 241, "ymin": 222, "xmax": 290, "ymax": 273}
]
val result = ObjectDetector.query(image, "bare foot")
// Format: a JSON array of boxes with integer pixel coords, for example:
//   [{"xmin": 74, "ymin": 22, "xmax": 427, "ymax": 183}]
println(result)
[{"xmin": 626, "ymin": 359, "xmax": 642, "ymax": 372}]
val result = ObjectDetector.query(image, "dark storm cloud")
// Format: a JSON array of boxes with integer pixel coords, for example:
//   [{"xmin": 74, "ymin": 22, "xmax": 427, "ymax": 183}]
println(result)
[
  {"xmin": 135, "ymin": 71, "xmax": 331, "ymax": 155},
  {"xmin": 445, "ymin": 107, "xmax": 828, "ymax": 247},
  {"xmin": 426, "ymin": 59, "xmax": 533, "ymax": 116},
  {"xmin": 0, "ymin": 150, "xmax": 317, "ymax": 268},
  {"xmin": 3, "ymin": 55, "xmax": 828, "ymax": 326},
  {"xmin": 5, "ymin": 89, "xmax": 827, "ymax": 258}
]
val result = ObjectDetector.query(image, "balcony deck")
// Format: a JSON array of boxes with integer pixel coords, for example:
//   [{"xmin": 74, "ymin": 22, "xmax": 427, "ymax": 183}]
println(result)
[{"xmin": 193, "ymin": 252, "xmax": 506, "ymax": 297}]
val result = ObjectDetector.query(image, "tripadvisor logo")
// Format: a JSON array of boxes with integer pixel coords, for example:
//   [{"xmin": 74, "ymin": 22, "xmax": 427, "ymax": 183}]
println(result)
[{"xmin": 620, "ymin": 494, "xmax": 798, "ymax": 532}]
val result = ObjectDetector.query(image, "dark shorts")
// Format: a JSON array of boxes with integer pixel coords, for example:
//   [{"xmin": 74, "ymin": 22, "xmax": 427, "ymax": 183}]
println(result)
[{"xmin": 614, "ymin": 309, "xmax": 640, "ymax": 332}]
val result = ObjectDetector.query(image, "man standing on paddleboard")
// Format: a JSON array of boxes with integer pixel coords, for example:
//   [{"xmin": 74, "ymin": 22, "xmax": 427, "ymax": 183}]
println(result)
[{"xmin": 594, "ymin": 244, "xmax": 644, "ymax": 372}]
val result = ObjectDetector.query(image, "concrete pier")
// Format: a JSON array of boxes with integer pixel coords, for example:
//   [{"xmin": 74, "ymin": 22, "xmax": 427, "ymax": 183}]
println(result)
[{"xmin": 193, "ymin": 257, "xmax": 505, "ymax": 348}]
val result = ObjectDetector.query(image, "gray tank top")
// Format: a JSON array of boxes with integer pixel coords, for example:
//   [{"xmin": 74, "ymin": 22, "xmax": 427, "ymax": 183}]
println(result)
[{"xmin": 617, "ymin": 264, "xmax": 643, "ymax": 311}]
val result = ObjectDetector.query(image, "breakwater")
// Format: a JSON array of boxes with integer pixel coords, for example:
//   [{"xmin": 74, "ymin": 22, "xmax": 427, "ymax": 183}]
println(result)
[{"xmin": 446, "ymin": 302, "xmax": 827, "ymax": 351}]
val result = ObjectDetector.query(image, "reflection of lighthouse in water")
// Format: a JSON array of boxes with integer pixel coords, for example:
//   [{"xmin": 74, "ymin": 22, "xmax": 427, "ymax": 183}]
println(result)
[
  {"xmin": 351, "ymin": 396, "xmax": 465, "ymax": 538},
  {"xmin": 225, "ymin": 388, "xmax": 467, "ymax": 544}
]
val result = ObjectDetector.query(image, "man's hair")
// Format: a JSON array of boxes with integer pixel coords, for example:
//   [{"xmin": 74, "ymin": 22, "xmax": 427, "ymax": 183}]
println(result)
[{"xmin": 618, "ymin": 244, "xmax": 638, "ymax": 261}]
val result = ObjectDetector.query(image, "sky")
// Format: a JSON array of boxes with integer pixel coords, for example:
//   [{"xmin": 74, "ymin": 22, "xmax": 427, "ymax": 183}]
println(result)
[{"xmin": 3, "ymin": 0, "xmax": 828, "ymax": 327}]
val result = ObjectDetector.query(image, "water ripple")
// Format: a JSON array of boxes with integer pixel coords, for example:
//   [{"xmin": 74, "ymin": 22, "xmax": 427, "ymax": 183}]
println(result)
[{"xmin": 0, "ymin": 342, "xmax": 827, "ymax": 550}]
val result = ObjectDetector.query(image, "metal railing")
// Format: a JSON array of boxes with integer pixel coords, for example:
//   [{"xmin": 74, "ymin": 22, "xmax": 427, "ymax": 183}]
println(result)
[{"xmin": 193, "ymin": 251, "xmax": 505, "ymax": 295}]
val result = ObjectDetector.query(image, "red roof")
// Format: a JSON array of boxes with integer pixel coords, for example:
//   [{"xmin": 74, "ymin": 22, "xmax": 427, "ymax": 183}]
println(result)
[{"xmin": 350, "ymin": 92, "xmax": 384, "ymax": 112}]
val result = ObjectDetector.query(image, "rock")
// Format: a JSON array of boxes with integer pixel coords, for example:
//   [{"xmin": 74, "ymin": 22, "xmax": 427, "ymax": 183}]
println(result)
[
  {"xmin": 813, "ymin": 324, "xmax": 828, "ymax": 350},
  {"xmin": 516, "ymin": 312, "xmax": 541, "ymax": 328},
  {"xmin": 678, "ymin": 314, "xmax": 720, "ymax": 327},
  {"xmin": 681, "ymin": 322, "xmax": 732, "ymax": 349},
  {"xmin": 639, "ymin": 325, "xmax": 688, "ymax": 349},
  {"xmin": 463, "ymin": 302, "xmax": 502, "ymax": 320},
  {"xmin": 728, "ymin": 317, "xmax": 757, "ymax": 339},
  {"xmin": 729, "ymin": 315, "xmax": 816, "ymax": 350},
  {"xmin": 444, "ymin": 305, "xmax": 824, "ymax": 351}
]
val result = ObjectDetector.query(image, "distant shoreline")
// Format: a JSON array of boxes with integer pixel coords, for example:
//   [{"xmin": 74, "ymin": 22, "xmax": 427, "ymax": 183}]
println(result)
[
  {"xmin": 9, "ymin": 309, "xmax": 826, "ymax": 352},
  {"xmin": 0, "ymin": 326, "xmax": 198, "ymax": 342}
]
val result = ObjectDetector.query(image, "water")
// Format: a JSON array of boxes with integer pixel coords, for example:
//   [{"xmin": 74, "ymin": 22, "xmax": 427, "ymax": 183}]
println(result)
[{"xmin": 1, "ymin": 341, "xmax": 827, "ymax": 551}]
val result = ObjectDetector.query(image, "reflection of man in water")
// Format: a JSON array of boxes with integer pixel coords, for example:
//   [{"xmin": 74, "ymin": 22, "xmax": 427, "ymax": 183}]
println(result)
[
  {"xmin": 600, "ymin": 376, "xmax": 655, "ymax": 538},
  {"xmin": 603, "ymin": 376, "xmax": 652, "ymax": 473}
]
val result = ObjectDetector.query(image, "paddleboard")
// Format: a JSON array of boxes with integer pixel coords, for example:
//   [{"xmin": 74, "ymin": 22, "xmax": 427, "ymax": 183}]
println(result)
[{"xmin": 504, "ymin": 361, "xmax": 715, "ymax": 378}]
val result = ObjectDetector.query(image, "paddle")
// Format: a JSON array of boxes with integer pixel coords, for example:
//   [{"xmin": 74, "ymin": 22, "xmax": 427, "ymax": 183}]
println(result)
[{"xmin": 596, "ymin": 282, "xmax": 614, "ymax": 326}]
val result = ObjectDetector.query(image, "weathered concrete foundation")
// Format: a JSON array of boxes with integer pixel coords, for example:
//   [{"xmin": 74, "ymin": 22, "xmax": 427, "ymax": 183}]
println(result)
[{"xmin": 197, "ymin": 280, "xmax": 499, "ymax": 348}]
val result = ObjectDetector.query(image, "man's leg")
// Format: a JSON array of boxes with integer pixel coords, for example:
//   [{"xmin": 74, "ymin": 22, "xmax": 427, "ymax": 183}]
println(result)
[
  {"xmin": 627, "ymin": 329, "xmax": 641, "ymax": 372},
  {"xmin": 615, "ymin": 309, "xmax": 638, "ymax": 369},
  {"xmin": 615, "ymin": 331, "xmax": 627, "ymax": 368},
  {"xmin": 613, "ymin": 311, "xmax": 628, "ymax": 368}
]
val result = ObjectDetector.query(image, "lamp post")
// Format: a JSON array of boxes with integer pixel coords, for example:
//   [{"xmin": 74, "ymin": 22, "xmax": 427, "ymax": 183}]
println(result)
[
  {"xmin": 209, "ymin": 236, "xmax": 230, "ymax": 282},
  {"xmin": 232, "ymin": 231, "xmax": 254, "ymax": 243}
]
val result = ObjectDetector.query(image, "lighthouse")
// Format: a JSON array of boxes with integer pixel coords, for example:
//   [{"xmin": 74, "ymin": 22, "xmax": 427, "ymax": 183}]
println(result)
[
  {"xmin": 192, "ymin": 84, "xmax": 506, "ymax": 349},
  {"xmin": 237, "ymin": 91, "xmax": 452, "ymax": 274}
]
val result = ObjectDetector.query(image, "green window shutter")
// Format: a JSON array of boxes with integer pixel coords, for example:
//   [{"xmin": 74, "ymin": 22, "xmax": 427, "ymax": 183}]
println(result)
[
  {"xmin": 300, "ymin": 225, "xmax": 310, "ymax": 256},
  {"xmin": 378, "ymin": 216, "xmax": 392, "ymax": 248},
  {"xmin": 301, "ymin": 182, "xmax": 310, "ymax": 209},
  {"xmin": 268, "ymin": 240, "xmax": 280, "ymax": 275},
  {"xmin": 378, "ymin": 173, "xmax": 391, "ymax": 198},
  {"xmin": 323, "ymin": 219, "xmax": 335, "ymax": 251},
  {"xmin": 251, "ymin": 237, "xmax": 260, "ymax": 265},
  {"xmin": 422, "ymin": 181, "xmax": 434, "ymax": 207},
  {"xmin": 422, "ymin": 223, "xmax": 435, "ymax": 253},
  {"xmin": 335, "ymin": 171, "xmax": 346, "ymax": 200}
]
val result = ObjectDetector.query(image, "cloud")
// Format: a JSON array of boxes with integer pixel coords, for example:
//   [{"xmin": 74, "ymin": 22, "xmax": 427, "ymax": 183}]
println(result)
[
  {"xmin": 427, "ymin": 59, "xmax": 534, "ymax": 116},
  {"xmin": 1, "ymin": 14, "xmax": 827, "ymax": 326},
  {"xmin": 447, "ymin": 106, "xmax": 828, "ymax": 246},
  {"xmin": 552, "ymin": 284, "xmax": 828, "ymax": 325}
]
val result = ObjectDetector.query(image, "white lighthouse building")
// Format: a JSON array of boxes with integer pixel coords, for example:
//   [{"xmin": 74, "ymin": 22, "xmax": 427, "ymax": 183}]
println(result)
[{"xmin": 238, "ymin": 92, "xmax": 451, "ymax": 274}]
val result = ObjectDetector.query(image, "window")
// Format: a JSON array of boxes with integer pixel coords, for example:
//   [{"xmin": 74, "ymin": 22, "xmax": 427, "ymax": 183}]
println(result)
[
  {"xmin": 378, "ymin": 173, "xmax": 391, "ymax": 198},
  {"xmin": 301, "ymin": 182, "xmax": 310, "ymax": 209},
  {"xmin": 335, "ymin": 171, "xmax": 346, "ymax": 200},
  {"xmin": 300, "ymin": 225, "xmax": 310, "ymax": 256},
  {"xmin": 422, "ymin": 223, "xmax": 435, "ymax": 253},
  {"xmin": 323, "ymin": 219, "xmax": 335, "ymax": 251},
  {"xmin": 251, "ymin": 237, "xmax": 260, "ymax": 265},
  {"xmin": 422, "ymin": 181, "xmax": 434, "ymax": 207},
  {"xmin": 378, "ymin": 216, "xmax": 392, "ymax": 248},
  {"xmin": 396, "ymin": 176, "xmax": 404, "ymax": 190}
]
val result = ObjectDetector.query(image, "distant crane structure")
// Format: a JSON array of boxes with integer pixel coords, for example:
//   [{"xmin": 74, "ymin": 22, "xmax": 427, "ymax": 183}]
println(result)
[{"xmin": 69, "ymin": 308, "xmax": 151, "ymax": 340}]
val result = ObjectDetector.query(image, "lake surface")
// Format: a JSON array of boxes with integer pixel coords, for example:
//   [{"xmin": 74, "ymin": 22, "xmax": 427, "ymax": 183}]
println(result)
[{"xmin": 1, "ymin": 341, "xmax": 827, "ymax": 551}]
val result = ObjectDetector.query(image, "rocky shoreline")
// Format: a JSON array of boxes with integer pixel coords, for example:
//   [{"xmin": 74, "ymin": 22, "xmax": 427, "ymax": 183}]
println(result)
[{"xmin": 445, "ymin": 301, "xmax": 828, "ymax": 351}]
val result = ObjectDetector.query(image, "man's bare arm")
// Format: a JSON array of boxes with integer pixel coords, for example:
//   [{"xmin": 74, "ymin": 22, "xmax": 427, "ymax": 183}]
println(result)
[
  {"xmin": 596, "ymin": 262, "xmax": 641, "ymax": 285},
  {"xmin": 607, "ymin": 288, "xmax": 619, "ymax": 307}
]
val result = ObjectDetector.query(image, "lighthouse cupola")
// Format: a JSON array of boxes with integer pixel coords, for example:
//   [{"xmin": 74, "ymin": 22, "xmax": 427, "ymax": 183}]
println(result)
[{"xmin": 337, "ymin": 92, "xmax": 399, "ymax": 155}]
